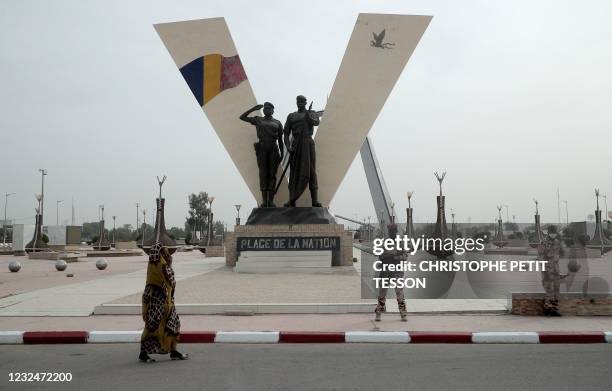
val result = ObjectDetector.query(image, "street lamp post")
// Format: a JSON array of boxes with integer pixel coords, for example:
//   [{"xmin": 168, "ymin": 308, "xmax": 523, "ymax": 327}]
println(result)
[
  {"xmin": 563, "ymin": 200, "xmax": 569, "ymax": 226},
  {"xmin": 207, "ymin": 196, "xmax": 215, "ymax": 246},
  {"xmin": 142, "ymin": 209, "xmax": 146, "ymax": 245},
  {"xmin": 3, "ymin": 192, "xmax": 15, "ymax": 244},
  {"xmin": 38, "ymin": 169, "xmax": 47, "ymax": 225},
  {"xmin": 56, "ymin": 200, "xmax": 63, "ymax": 225},
  {"xmin": 136, "ymin": 203, "xmax": 140, "ymax": 236},
  {"xmin": 235, "ymin": 204, "xmax": 241, "ymax": 226},
  {"xmin": 112, "ymin": 215, "xmax": 116, "ymax": 247}
]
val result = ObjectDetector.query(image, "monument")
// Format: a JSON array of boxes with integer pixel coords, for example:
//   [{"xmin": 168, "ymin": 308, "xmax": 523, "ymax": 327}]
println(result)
[
  {"xmin": 426, "ymin": 172, "xmax": 453, "ymax": 258},
  {"xmin": 154, "ymin": 14, "xmax": 432, "ymax": 270},
  {"xmin": 492, "ymin": 205, "xmax": 508, "ymax": 248},
  {"xmin": 587, "ymin": 189, "xmax": 612, "ymax": 254},
  {"xmin": 25, "ymin": 195, "xmax": 47, "ymax": 253},
  {"xmin": 405, "ymin": 191, "xmax": 414, "ymax": 238},
  {"xmin": 141, "ymin": 176, "xmax": 178, "ymax": 255},
  {"xmin": 529, "ymin": 199, "xmax": 545, "ymax": 248},
  {"xmin": 92, "ymin": 205, "xmax": 111, "ymax": 251}
]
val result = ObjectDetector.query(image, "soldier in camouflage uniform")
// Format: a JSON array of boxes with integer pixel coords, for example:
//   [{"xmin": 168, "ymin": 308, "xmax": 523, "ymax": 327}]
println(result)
[
  {"xmin": 375, "ymin": 223, "xmax": 408, "ymax": 322},
  {"xmin": 538, "ymin": 225, "xmax": 565, "ymax": 317}
]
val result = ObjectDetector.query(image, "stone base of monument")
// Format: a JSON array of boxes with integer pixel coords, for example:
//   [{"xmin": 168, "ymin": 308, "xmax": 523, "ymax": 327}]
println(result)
[
  {"xmin": 225, "ymin": 223, "xmax": 353, "ymax": 271},
  {"xmin": 27, "ymin": 251, "xmax": 80, "ymax": 262},
  {"xmin": 511, "ymin": 292, "xmax": 612, "ymax": 316},
  {"xmin": 198, "ymin": 245, "xmax": 225, "ymax": 257},
  {"xmin": 86, "ymin": 250, "xmax": 142, "ymax": 257},
  {"xmin": 245, "ymin": 207, "xmax": 337, "ymax": 225},
  {"xmin": 235, "ymin": 250, "xmax": 332, "ymax": 273}
]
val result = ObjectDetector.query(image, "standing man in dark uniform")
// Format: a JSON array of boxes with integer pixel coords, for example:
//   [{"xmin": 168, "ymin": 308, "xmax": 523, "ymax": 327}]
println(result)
[
  {"xmin": 374, "ymin": 222, "xmax": 408, "ymax": 322},
  {"xmin": 283, "ymin": 95, "xmax": 322, "ymax": 207},
  {"xmin": 538, "ymin": 225, "xmax": 566, "ymax": 317},
  {"xmin": 240, "ymin": 102, "xmax": 284, "ymax": 207}
]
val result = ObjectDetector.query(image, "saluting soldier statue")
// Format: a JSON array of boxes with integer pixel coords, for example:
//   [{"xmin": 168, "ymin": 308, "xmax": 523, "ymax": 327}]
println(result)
[
  {"xmin": 283, "ymin": 95, "xmax": 322, "ymax": 207},
  {"xmin": 240, "ymin": 102, "xmax": 284, "ymax": 207}
]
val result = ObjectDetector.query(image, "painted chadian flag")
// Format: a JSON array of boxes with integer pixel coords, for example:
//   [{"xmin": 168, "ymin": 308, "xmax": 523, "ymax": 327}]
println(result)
[{"xmin": 179, "ymin": 54, "xmax": 247, "ymax": 106}]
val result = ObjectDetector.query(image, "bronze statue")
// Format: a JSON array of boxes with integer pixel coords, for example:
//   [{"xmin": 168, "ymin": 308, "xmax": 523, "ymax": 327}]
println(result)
[
  {"xmin": 282, "ymin": 95, "xmax": 322, "ymax": 207},
  {"xmin": 240, "ymin": 102, "xmax": 284, "ymax": 207}
]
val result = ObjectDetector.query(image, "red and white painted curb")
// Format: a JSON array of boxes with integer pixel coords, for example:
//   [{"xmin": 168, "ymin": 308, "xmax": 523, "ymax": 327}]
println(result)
[{"xmin": 2, "ymin": 331, "xmax": 612, "ymax": 344}]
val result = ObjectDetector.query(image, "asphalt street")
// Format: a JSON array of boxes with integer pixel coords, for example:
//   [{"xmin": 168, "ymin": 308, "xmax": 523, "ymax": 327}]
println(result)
[{"xmin": 1, "ymin": 344, "xmax": 611, "ymax": 391}]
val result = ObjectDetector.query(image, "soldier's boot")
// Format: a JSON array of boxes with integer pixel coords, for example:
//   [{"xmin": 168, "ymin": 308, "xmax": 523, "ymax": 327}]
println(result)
[
  {"xmin": 310, "ymin": 188, "xmax": 322, "ymax": 207},
  {"xmin": 284, "ymin": 200, "xmax": 296, "ymax": 207},
  {"xmin": 374, "ymin": 298, "xmax": 386, "ymax": 322},
  {"xmin": 267, "ymin": 191, "xmax": 276, "ymax": 208},
  {"xmin": 398, "ymin": 300, "xmax": 408, "ymax": 322},
  {"xmin": 261, "ymin": 191, "xmax": 268, "ymax": 208}
]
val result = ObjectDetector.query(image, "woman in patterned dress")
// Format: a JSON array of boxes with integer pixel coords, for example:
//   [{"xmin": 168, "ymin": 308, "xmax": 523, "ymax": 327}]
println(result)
[{"xmin": 139, "ymin": 242, "xmax": 188, "ymax": 362}]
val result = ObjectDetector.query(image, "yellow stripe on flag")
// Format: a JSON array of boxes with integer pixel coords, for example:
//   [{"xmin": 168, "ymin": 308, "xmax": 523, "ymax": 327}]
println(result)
[{"xmin": 203, "ymin": 54, "xmax": 222, "ymax": 105}]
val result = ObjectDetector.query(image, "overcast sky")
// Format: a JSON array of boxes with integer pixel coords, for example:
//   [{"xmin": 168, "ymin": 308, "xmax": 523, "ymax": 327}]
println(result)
[{"xmin": 1, "ymin": 0, "xmax": 611, "ymax": 230}]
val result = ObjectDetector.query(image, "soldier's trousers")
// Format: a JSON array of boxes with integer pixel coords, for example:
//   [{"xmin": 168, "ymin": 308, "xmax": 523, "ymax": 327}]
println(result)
[
  {"xmin": 255, "ymin": 141, "xmax": 280, "ymax": 191},
  {"xmin": 377, "ymin": 270, "xmax": 405, "ymax": 301},
  {"xmin": 542, "ymin": 272, "xmax": 560, "ymax": 313}
]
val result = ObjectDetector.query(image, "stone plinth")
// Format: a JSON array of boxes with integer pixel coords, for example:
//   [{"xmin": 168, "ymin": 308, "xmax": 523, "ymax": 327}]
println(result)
[
  {"xmin": 511, "ymin": 293, "xmax": 612, "ymax": 316},
  {"xmin": 86, "ymin": 250, "xmax": 142, "ymax": 257},
  {"xmin": 235, "ymin": 250, "xmax": 332, "ymax": 273},
  {"xmin": 115, "ymin": 241, "xmax": 139, "ymax": 250},
  {"xmin": 225, "ymin": 224, "xmax": 353, "ymax": 268},
  {"xmin": 27, "ymin": 251, "xmax": 80, "ymax": 262},
  {"xmin": 246, "ymin": 207, "xmax": 336, "ymax": 225},
  {"xmin": 202, "ymin": 245, "xmax": 225, "ymax": 257}
]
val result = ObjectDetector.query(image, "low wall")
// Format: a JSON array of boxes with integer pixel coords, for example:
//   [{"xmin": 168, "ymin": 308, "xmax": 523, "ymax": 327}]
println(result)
[{"xmin": 511, "ymin": 293, "xmax": 612, "ymax": 316}]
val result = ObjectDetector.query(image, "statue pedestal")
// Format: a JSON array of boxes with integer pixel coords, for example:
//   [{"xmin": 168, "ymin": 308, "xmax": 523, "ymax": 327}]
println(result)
[
  {"xmin": 225, "ymin": 223, "xmax": 353, "ymax": 272},
  {"xmin": 245, "ymin": 207, "xmax": 336, "ymax": 225},
  {"xmin": 235, "ymin": 250, "xmax": 332, "ymax": 273}
]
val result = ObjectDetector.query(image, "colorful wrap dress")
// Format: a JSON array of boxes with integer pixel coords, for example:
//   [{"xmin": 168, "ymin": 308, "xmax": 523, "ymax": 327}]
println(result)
[{"xmin": 140, "ymin": 242, "xmax": 181, "ymax": 354}]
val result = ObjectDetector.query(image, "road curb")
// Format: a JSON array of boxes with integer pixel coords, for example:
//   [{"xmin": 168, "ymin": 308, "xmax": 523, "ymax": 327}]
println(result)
[
  {"xmin": 1, "ymin": 331, "xmax": 612, "ymax": 344},
  {"xmin": 22, "ymin": 331, "xmax": 88, "ymax": 344}
]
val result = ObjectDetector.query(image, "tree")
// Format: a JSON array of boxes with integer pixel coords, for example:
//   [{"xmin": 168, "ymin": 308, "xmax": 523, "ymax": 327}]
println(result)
[
  {"xmin": 168, "ymin": 227, "xmax": 186, "ymax": 240},
  {"xmin": 213, "ymin": 221, "xmax": 225, "ymax": 237},
  {"xmin": 185, "ymin": 192, "xmax": 210, "ymax": 239},
  {"xmin": 82, "ymin": 222, "xmax": 101, "ymax": 241}
]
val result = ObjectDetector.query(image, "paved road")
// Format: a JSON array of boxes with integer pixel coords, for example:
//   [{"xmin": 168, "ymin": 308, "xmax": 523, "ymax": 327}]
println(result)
[{"xmin": 1, "ymin": 344, "xmax": 611, "ymax": 391}]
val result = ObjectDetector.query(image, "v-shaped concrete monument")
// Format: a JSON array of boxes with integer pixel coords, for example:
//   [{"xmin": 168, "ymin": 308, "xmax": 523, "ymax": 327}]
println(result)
[{"xmin": 155, "ymin": 14, "xmax": 431, "ymax": 207}]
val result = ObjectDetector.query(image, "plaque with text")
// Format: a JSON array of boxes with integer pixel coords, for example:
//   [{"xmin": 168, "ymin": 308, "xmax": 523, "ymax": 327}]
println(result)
[{"xmin": 237, "ymin": 236, "xmax": 341, "ymax": 252}]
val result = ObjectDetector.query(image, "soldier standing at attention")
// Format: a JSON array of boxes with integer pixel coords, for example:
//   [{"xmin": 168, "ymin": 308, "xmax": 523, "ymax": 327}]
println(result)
[
  {"xmin": 240, "ymin": 102, "xmax": 284, "ymax": 207},
  {"xmin": 375, "ymin": 222, "xmax": 408, "ymax": 322},
  {"xmin": 538, "ymin": 225, "xmax": 566, "ymax": 317}
]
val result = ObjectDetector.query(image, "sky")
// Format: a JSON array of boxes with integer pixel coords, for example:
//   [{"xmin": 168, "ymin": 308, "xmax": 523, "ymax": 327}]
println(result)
[{"xmin": 1, "ymin": 0, "xmax": 611, "ymax": 230}]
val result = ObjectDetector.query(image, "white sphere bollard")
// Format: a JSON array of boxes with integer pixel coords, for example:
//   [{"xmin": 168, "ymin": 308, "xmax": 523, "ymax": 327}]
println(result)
[
  {"xmin": 55, "ymin": 259, "xmax": 68, "ymax": 271},
  {"xmin": 96, "ymin": 258, "xmax": 108, "ymax": 270},
  {"xmin": 8, "ymin": 261, "xmax": 21, "ymax": 272}
]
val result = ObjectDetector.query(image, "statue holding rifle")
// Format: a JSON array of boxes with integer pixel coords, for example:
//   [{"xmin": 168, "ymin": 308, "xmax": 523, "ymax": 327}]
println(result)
[{"xmin": 281, "ymin": 95, "xmax": 323, "ymax": 207}]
